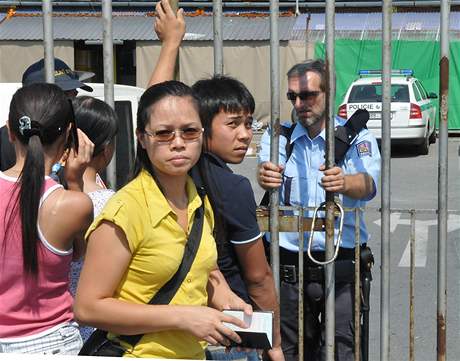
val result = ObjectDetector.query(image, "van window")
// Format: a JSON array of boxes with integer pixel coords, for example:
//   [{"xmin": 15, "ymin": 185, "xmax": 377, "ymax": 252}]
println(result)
[
  {"xmin": 348, "ymin": 84, "xmax": 409, "ymax": 103},
  {"xmin": 115, "ymin": 100, "xmax": 135, "ymax": 188}
]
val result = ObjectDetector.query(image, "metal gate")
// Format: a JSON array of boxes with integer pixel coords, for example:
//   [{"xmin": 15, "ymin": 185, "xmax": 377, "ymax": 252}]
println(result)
[{"xmin": 36, "ymin": 1, "xmax": 455, "ymax": 360}]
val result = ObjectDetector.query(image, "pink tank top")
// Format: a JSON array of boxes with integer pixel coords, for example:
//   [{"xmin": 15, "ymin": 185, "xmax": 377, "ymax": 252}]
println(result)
[{"xmin": 0, "ymin": 172, "xmax": 74, "ymax": 338}]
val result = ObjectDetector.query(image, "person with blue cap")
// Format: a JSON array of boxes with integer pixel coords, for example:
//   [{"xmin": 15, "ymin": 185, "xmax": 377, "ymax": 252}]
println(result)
[{"xmin": 0, "ymin": 58, "xmax": 94, "ymax": 171}]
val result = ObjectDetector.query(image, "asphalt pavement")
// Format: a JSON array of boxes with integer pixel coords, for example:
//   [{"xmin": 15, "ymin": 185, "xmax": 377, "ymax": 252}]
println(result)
[{"xmin": 230, "ymin": 136, "xmax": 460, "ymax": 361}]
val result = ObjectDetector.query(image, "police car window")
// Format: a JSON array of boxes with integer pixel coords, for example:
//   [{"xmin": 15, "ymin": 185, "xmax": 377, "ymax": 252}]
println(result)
[
  {"xmin": 415, "ymin": 81, "xmax": 428, "ymax": 99},
  {"xmin": 412, "ymin": 84, "xmax": 422, "ymax": 101},
  {"xmin": 114, "ymin": 101, "xmax": 134, "ymax": 188},
  {"xmin": 348, "ymin": 84, "xmax": 409, "ymax": 103}
]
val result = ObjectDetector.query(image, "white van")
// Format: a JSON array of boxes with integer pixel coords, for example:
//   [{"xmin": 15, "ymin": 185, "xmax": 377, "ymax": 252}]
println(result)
[{"xmin": 0, "ymin": 82, "xmax": 145, "ymax": 187}]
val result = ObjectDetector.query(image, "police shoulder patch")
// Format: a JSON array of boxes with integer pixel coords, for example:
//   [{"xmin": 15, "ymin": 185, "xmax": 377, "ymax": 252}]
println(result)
[{"xmin": 356, "ymin": 140, "xmax": 372, "ymax": 157}]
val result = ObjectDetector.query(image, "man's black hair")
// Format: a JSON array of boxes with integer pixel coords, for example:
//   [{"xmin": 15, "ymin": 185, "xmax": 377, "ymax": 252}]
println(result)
[{"xmin": 191, "ymin": 75, "xmax": 255, "ymax": 139}]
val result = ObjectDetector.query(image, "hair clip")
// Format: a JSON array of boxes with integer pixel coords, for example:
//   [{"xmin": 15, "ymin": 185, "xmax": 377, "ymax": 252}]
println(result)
[{"xmin": 18, "ymin": 116, "xmax": 32, "ymax": 136}]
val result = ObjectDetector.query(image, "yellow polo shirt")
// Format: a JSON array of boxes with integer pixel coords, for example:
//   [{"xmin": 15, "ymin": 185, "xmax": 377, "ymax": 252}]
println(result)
[{"xmin": 85, "ymin": 169, "xmax": 217, "ymax": 359}]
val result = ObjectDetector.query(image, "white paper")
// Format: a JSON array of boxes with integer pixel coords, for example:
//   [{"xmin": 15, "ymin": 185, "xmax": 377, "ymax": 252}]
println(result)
[{"xmin": 222, "ymin": 310, "xmax": 273, "ymax": 347}]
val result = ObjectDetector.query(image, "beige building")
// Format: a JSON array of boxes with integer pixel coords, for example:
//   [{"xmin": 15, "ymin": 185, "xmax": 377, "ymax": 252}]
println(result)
[{"xmin": 0, "ymin": 13, "xmax": 313, "ymax": 124}]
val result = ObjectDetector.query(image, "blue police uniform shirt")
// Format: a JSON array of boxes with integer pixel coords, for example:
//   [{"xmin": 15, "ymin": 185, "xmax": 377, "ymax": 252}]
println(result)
[
  {"xmin": 258, "ymin": 116, "xmax": 381, "ymax": 252},
  {"xmin": 198, "ymin": 153, "xmax": 263, "ymax": 302}
]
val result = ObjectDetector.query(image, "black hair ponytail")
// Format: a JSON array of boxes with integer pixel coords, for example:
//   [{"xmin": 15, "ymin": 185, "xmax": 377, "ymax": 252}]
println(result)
[{"xmin": 6, "ymin": 83, "xmax": 72, "ymax": 275}]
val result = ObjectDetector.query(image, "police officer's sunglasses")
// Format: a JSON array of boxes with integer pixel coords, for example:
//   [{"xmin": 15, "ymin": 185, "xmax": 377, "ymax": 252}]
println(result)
[{"xmin": 286, "ymin": 90, "xmax": 322, "ymax": 102}]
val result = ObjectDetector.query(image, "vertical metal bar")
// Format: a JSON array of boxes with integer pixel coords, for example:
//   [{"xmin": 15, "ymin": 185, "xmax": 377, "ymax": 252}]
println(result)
[
  {"xmin": 269, "ymin": 0, "xmax": 281, "ymax": 298},
  {"xmin": 437, "ymin": 0, "xmax": 450, "ymax": 360},
  {"xmin": 102, "ymin": 0, "xmax": 116, "ymax": 188},
  {"xmin": 324, "ymin": 0, "xmax": 336, "ymax": 359},
  {"xmin": 42, "ymin": 0, "xmax": 54, "ymax": 83},
  {"xmin": 354, "ymin": 209, "xmax": 361, "ymax": 361},
  {"xmin": 213, "ymin": 0, "xmax": 223, "ymax": 75},
  {"xmin": 305, "ymin": 13, "xmax": 311, "ymax": 60},
  {"xmin": 409, "ymin": 210, "xmax": 416, "ymax": 361},
  {"xmin": 298, "ymin": 210, "xmax": 305, "ymax": 361},
  {"xmin": 169, "ymin": 0, "xmax": 180, "ymax": 80},
  {"xmin": 380, "ymin": 0, "xmax": 392, "ymax": 360}
]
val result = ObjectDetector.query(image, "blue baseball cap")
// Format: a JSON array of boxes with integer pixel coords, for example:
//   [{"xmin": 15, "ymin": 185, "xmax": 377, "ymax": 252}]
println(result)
[{"xmin": 22, "ymin": 58, "xmax": 94, "ymax": 92}]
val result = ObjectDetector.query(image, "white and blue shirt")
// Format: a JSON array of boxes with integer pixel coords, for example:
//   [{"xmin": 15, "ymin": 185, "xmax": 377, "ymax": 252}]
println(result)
[{"xmin": 258, "ymin": 116, "xmax": 381, "ymax": 252}]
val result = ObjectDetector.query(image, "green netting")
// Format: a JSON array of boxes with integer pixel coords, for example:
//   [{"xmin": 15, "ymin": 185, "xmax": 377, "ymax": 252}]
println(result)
[{"xmin": 315, "ymin": 39, "xmax": 460, "ymax": 130}]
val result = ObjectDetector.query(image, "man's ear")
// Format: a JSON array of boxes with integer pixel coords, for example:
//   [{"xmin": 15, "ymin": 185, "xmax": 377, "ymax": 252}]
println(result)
[{"xmin": 6, "ymin": 121, "xmax": 16, "ymax": 143}]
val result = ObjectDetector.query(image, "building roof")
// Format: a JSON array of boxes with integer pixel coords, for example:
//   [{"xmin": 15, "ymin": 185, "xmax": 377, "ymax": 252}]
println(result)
[
  {"xmin": 291, "ymin": 12, "xmax": 460, "ymax": 40},
  {"xmin": 0, "ymin": 13, "xmax": 297, "ymax": 41}
]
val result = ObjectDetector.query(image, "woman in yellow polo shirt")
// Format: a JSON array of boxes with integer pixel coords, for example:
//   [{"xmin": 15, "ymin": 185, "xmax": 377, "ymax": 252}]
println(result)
[{"xmin": 74, "ymin": 81, "xmax": 249, "ymax": 359}]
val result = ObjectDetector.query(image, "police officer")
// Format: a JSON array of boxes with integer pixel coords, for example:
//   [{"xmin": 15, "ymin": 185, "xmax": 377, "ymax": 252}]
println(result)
[{"xmin": 257, "ymin": 59, "xmax": 381, "ymax": 361}]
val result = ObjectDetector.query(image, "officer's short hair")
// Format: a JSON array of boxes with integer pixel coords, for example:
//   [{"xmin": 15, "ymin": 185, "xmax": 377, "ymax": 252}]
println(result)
[{"xmin": 287, "ymin": 59, "xmax": 326, "ymax": 91}]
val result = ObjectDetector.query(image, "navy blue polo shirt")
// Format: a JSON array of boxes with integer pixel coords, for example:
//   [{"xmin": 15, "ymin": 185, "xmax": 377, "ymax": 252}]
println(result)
[{"xmin": 200, "ymin": 153, "xmax": 262, "ymax": 303}]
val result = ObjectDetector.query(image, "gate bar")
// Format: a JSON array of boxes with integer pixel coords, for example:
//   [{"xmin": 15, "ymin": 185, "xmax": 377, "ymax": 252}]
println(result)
[
  {"xmin": 298, "ymin": 216, "xmax": 305, "ymax": 361},
  {"xmin": 42, "ymin": 0, "xmax": 54, "ymax": 83},
  {"xmin": 437, "ymin": 0, "xmax": 450, "ymax": 359},
  {"xmin": 213, "ymin": 0, "xmax": 223, "ymax": 74},
  {"xmin": 380, "ymin": 0, "xmax": 392, "ymax": 359},
  {"xmin": 269, "ymin": 0, "xmax": 281, "ymax": 296},
  {"xmin": 354, "ymin": 210, "xmax": 361, "ymax": 361},
  {"xmin": 102, "ymin": 0, "xmax": 116, "ymax": 188},
  {"xmin": 409, "ymin": 210, "xmax": 416, "ymax": 361},
  {"xmin": 324, "ymin": 0, "xmax": 336, "ymax": 359}
]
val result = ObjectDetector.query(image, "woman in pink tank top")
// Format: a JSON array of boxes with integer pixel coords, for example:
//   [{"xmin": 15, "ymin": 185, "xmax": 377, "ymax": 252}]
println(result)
[{"xmin": 0, "ymin": 83, "xmax": 94, "ymax": 355}]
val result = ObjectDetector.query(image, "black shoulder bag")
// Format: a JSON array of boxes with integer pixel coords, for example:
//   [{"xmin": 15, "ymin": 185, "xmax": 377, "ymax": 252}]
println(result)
[{"xmin": 79, "ymin": 185, "xmax": 206, "ymax": 357}]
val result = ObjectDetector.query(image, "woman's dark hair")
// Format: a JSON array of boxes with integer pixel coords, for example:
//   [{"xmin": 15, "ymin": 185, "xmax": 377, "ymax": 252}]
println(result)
[
  {"xmin": 72, "ymin": 96, "xmax": 118, "ymax": 156},
  {"xmin": 191, "ymin": 75, "xmax": 255, "ymax": 141},
  {"xmin": 132, "ymin": 80, "xmax": 199, "ymax": 180},
  {"xmin": 7, "ymin": 83, "xmax": 73, "ymax": 275}
]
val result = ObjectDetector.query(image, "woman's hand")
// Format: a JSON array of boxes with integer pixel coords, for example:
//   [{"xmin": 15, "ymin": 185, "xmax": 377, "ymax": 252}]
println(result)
[
  {"xmin": 207, "ymin": 269, "xmax": 253, "ymax": 315},
  {"xmin": 179, "ymin": 306, "xmax": 247, "ymax": 346},
  {"xmin": 65, "ymin": 129, "xmax": 94, "ymax": 191}
]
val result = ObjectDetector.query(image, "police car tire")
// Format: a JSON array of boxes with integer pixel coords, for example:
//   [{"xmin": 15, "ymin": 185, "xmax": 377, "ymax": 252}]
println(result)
[
  {"xmin": 418, "ymin": 134, "xmax": 430, "ymax": 155},
  {"xmin": 429, "ymin": 129, "xmax": 437, "ymax": 144}
]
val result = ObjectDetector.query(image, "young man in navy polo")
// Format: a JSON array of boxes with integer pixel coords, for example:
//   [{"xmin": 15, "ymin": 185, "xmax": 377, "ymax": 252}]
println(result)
[{"xmin": 192, "ymin": 76, "xmax": 284, "ymax": 361}]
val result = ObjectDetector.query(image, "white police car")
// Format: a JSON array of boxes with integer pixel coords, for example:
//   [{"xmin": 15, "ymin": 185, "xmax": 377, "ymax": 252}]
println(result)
[{"xmin": 338, "ymin": 70, "xmax": 437, "ymax": 155}]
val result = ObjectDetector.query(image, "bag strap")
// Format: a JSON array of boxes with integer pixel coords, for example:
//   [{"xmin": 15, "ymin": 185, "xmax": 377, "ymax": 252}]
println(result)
[
  {"xmin": 334, "ymin": 109, "xmax": 369, "ymax": 164},
  {"xmin": 118, "ymin": 170, "xmax": 206, "ymax": 348},
  {"xmin": 259, "ymin": 109, "xmax": 369, "ymax": 207}
]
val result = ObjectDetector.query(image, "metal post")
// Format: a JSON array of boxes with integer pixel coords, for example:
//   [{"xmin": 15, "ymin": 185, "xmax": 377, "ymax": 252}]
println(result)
[
  {"xmin": 437, "ymin": 0, "xmax": 450, "ymax": 359},
  {"xmin": 269, "ymin": 0, "xmax": 280, "ymax": 297},
  {"xmin": 409, "ymin": 210, "xmax": 416, "ymax": 361},
  {"xmin": 169, "ymin": 0, "xmax": 180, "ymax": 80},
  {"xmin": 324, "ymin": 0, "xmax": 336, "ymax": 359},
  {"xmin": 102, "ymin": 0, "xmax": 116, "ymax": 188},
  {"xmin": 213, "ymin": 0, "xmax": 224, "ymax": 75},
  {"xmin": 298, "ymin": 212, "xmax": 305, "ymax": 361},
  {"xmin": 380, "ymin": 0, "xmax": 392, "ymax": 360},
  {"xmin": 354, "ymin": 209, "xmax": 361, "ymax": 361},
  {"xmin": 42, "ymin": 0, "xmax": 54, "ymax": 83}
]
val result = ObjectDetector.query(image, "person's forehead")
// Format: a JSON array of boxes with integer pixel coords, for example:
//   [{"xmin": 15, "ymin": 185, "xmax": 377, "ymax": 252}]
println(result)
[
  {"xmin": 217, "ymin": 109, "xmax": 251, "ymax": 118},
  {"xmin": 288, "ymin": 71, "xmax": 322, "ymax": 91}
]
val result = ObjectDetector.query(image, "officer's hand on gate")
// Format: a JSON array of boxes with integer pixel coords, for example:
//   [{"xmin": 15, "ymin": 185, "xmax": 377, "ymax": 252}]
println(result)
[
  {"xmin": 257, "ymin": 162, "xmax": 284, "ymax": 190},
  {"xmin": 319, "ymin": 164, "xmax": 346, "ymax": 193},
  {"xmin": 154, "ymin": 0, "xmax": 185, "ymax": 47}
]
